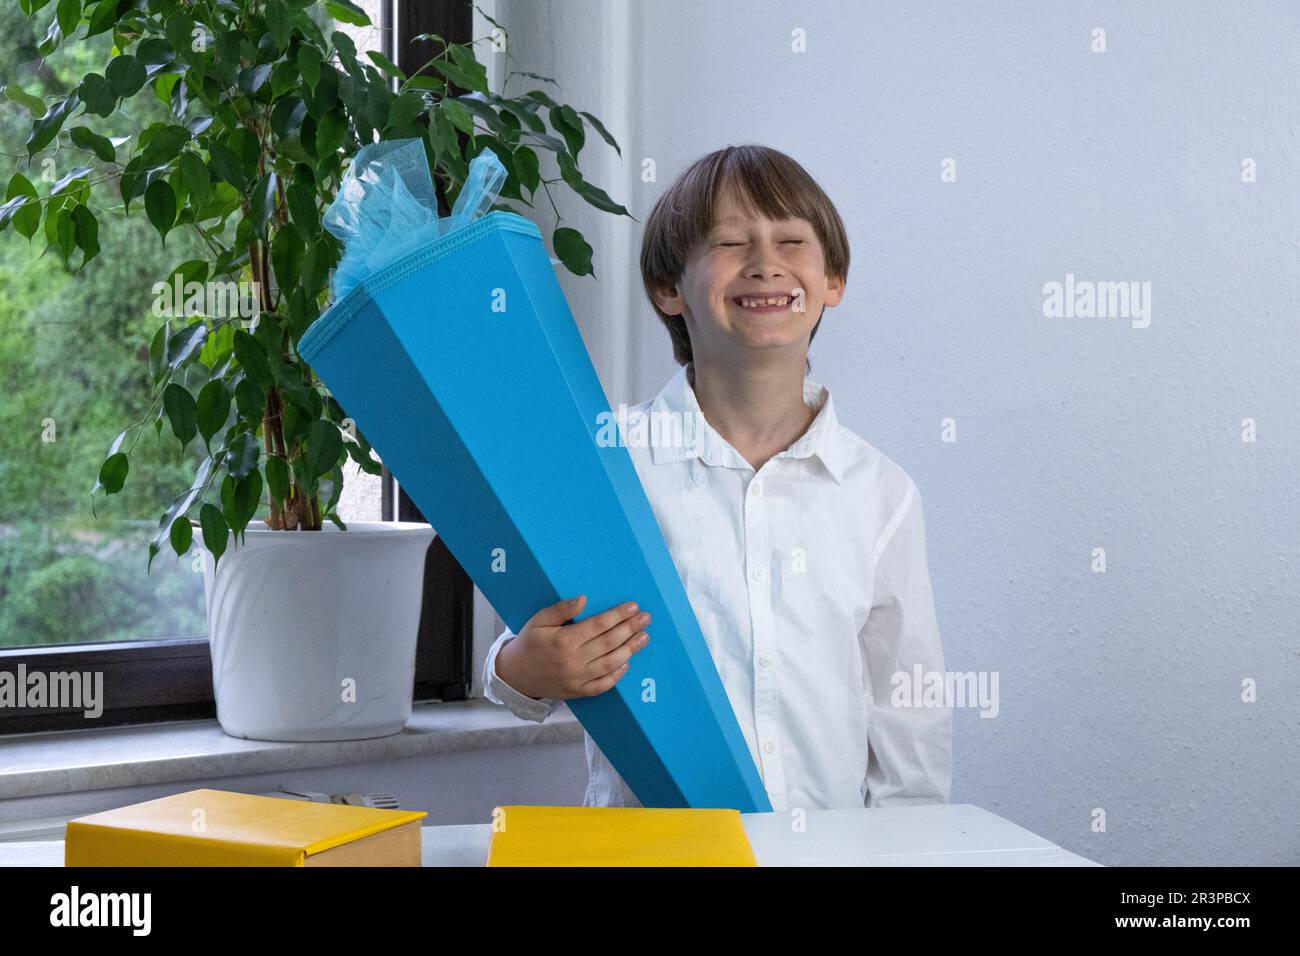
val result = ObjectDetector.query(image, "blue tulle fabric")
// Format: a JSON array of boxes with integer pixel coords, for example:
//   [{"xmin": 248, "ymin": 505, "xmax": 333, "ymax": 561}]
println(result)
[{"xmin": 322, "ymin": 138, "xmax": 507, "ymax": 301}]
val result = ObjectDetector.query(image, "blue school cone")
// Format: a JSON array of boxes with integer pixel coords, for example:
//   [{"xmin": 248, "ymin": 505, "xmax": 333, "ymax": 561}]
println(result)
[{"xmin": 298, "ymin": 141, "xmax": 771, "ymax": 811}]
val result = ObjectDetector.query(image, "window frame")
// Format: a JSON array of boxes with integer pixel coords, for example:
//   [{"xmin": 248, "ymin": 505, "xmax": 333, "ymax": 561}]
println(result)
[{"xmin": 0, "ymin": 0, "xmax": 477, "ymax": 736}]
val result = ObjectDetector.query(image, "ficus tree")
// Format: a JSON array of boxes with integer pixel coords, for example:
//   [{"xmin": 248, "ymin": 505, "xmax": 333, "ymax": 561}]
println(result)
[{"xmin": 1, "ymin": 0, "xmax": 628, "ymax": 573}]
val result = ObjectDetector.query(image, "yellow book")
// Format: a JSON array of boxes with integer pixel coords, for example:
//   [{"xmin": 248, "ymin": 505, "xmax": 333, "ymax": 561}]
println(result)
[
  {"xmin": 486, "ymin": 805, "xmax": 757, "ymax": 867},
  {"xmin": 65, "ymin": 788, "xmax": 427, "ymax": 867}
]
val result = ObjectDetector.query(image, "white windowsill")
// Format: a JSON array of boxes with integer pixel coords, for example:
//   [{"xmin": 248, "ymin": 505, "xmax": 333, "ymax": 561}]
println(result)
[{"xmin": 0, "ymin": 698, "xmax": 581, "ymax": 802}]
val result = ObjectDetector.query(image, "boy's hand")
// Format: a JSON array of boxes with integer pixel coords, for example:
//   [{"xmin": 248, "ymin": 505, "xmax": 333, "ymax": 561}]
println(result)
[{"xmin": 495, "ymin": 594, "xmax": 651, "ymax": 701}]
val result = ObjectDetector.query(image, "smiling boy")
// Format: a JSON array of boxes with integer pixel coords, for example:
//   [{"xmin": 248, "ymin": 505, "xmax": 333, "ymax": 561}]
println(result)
[{"xmin": 483, "ymin": 144, "xmax": 952, "ymax": 811}]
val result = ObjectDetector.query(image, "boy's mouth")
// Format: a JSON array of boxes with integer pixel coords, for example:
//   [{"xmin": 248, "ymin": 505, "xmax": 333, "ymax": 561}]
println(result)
[{"xmin": 730, "ymin": 294, "xmax": 795, "ymax": 313}]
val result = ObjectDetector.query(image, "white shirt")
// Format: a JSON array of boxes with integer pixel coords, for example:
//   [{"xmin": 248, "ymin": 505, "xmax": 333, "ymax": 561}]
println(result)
[{"xmin": 482, "ymin": 363, "xmax": 952, "ymax": 811}]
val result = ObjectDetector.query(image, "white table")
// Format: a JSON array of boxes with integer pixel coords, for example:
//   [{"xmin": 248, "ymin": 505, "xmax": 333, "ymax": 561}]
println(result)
[{"xmin": 0, "ymin": 804, "xmax": 1098, "ymax": 867}]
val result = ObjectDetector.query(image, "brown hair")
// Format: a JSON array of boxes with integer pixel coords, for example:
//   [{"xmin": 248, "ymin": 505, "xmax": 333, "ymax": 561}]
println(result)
[{"xmin": 639, "ymin": 144, "xmax": 850, "ymax": 368}]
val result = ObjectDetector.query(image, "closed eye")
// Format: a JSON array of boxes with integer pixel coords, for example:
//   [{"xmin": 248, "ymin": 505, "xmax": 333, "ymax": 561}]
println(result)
[{"xmin": 716, "ymin": 239, "xmax": 805, "ymax": 247}]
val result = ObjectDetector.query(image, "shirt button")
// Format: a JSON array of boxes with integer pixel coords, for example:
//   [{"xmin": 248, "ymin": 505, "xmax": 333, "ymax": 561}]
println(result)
[
  {"xmin": 762, "ymin": 740, "xmax": 776, "ymax": 754},
  {"xmin": 758, "ymin": 653, "xmax": 773, "ymax": 669},
  {"xmin": 751, "ymin": 566, "xmax": 767, "ymax": 582},
  {"xmin": 751, "ymin": 480, "xmax": 763, "ymax": 496}
]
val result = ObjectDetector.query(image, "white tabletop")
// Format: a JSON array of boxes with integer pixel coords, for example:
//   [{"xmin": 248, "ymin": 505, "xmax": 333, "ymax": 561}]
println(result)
[{"xmin": 0, "ymin": 803, "xmax": 1098, "ymax": 867}]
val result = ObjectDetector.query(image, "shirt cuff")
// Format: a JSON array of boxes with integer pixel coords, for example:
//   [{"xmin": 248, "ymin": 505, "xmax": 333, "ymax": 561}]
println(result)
[{"xmin": 482, "ymin": 629, "xmax": 563, "ymax": 724}]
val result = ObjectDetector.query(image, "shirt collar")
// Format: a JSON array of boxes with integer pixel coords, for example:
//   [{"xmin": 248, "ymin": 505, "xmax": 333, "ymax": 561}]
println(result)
[{"xmin": 645, "ymin": 363, "xmax": 844, "ymax": 483}]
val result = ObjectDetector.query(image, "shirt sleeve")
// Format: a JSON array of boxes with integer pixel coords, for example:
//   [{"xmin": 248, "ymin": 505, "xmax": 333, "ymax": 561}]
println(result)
[
  {"xmin": 858, "ymin": 478, "xmax": 954, "ymax": 807},
  {"xmin": 482, "ymin": 625, "xmax": 565, "ymax": 723}
]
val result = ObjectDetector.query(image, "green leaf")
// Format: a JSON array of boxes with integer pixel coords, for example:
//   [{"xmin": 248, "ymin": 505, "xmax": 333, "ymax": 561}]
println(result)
[
  {"xmin": 223, "ymin": 431, "xmax": 260, "ymax": 479},
  {"xmin": 285, "ymin": 181, "xmax": 318, "ymax": 238},
  {"xmin": 49, "ymin": 164, "xmax": 92, "ymax": 196},
  {"xmin": 238, "ymin": 63, "xmax": 272, "ymax": 95},
  {"xmin": 386, "ymin": 91, "xmax": 424, "ymax": 130},
  {"xmin": 578, "ymin": 109, "xmax": 621, "ymax": 158},
  {"xmin": 162, "ymin": 382, "xmax": 197, "ymax": 450},
  {"xmin": 513, "ymin": 145, "xmax": 540, "ymax": 193},
  {"xmin": 265, "ymin": 0, "xmax": 290, "ymax": 49},
  {"xmin": 330, "ymin": 30, "xmax": 357, "ymax": 71},
  {"xmin": 250, "ymin": 172, "xmax": 277, "ymax": 240},
  {"xmin": 198, "ymin": 320, "xmax": 234, "ymax": 368},
  {"xmin": 304, "ymin": 420, "xmax": 343, "ymax": 480},
  {"xmin": 232, "ymin": 329, "xmax": 273, "ymax": 389},
  {"xmin": 234, "ymin": 377, "xmax": 266, "ymax": 422},
  {"xmin": 5, "ymin": 173, "xmax": 41, "ymax": 239},
  {"xmin": 297, "ymin": 45, "xmax": 322, "ymax": 91},
  {"xmin": 344, "ymin": 436, "xmax": 382, "ymax": 476},
  {"xmin": 78, "ymin": 73, "xmax": 116, "ymax": 117},
  {"xmin": 178, "ymin": 150, "xmax": 209, "ymax": 204},
  {"xmin": 553, "ymin": 226, "xmax": 594, "ymax": 277},
  {"xmin": 144, "ymin": 179, "xmax": 177, "ymax": 240},
  {"xmin": 324, "ymin": 0, "xmax": 370, "ymax": 27},
  {"xmin": 26, "ymin": 95, "xmax": 80, "ymax": 155},
  {"xmin": 55, "ymin": 0, "xmax": 80, "ymax": 37},
  {"xmin": 148, "ymin": 456, "xmax": 213, "ymax": 571},
  {"xmin": 70, "ymin": 203, "xmax": 99, "ymax": 262},
  {"xmin": 315, "ymin": 109, "xmax": 347, "ymax": 159},
  {"xmin": 304, "ymin": 63, "xmax": 338, "ymax": 116},
  {"xmin": 166, "ymin": 321, "xmax": 208, "ymax": 368},
  {"xmin": 85, "ymin": 0, "xmax": 123, "ymax": 38},
  {"xmin": 163, "ymin": 8, "xmax": 195, "ymax": 57},
  {"xmin": 365, "ymin": 49, "xmax": 404, "ymax": 80},
  {"xmin": 549, "ymin": 104, "xmax": 585, "ymax": 158},
  {"xmin": 431, "ymin": 58, "xmax": 484, "ymax": 96},
  {"xmin": 195, "ymin": 378, "xmax": 232, "ymax": 448},
  {"xmin": 199, "ymin": 503, "xmax": 229, "ymax": 568},
  {"xmin": 224, "ymin": 469, "xmax": 263, "ymax": 542},
  {"xmin": 265, "ymin": 455, "xmax": 290, "ymax": 502},
  {"xmin": 106, "ymin": 54, "xmax": 147, "ymax": 98},
  {"xmin": 69, "ymin": 125, "xmax": 115, "ymax": 162},
  {"xmin": 53, "ymin": 205, "xmax": 76, "ymax": 259},
  {"xmin": 271, "ymin": 96, "xmax": 308, "ymax": 138},
  {"xmin": 37, "ymin": 18, "xmax": 62, "ymax": 57},
  {"xmin": 136, "ymin": 37, "xmax": 174, "ymax": 65},
  {"xmin": 169, "ymin": 515, "xmax": 193, "ymax": 556},
  {"xmin": 447, "ymin": 43, "xmax": 489, "ymax": 92},
  {"xmin": 141, "ymin": 123, "xmax": 191, "ymax": 166},
  {"xmin": 0, "ymin": 196, "xmax": 32, "ymax": 236},
  {"xmin": 438, "ymin": 98, "xmax": 475, "ymax": 137},
  {"xmin": 556, "ymin": 151, "xmax": 630, "ymax": 217},
  {"xmin": 3, "ymin": 83, "xmax": 46, "ymax": 116},
  {"xmin": 98, "ymin": 452, "xmax": 128, "ymax": 494},
  {"xmin": 206, "ymin": 141, "xmax": 249, "ymax": 190}
]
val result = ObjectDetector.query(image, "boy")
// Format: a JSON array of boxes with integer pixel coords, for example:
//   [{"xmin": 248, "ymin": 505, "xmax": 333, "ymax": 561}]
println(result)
[{"xmin": 483, "ymin": 144, "xmax": 952, "ymax": 811}]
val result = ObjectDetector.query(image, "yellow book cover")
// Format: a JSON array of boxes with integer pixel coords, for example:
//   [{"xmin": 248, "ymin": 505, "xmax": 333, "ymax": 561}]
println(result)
[
  {"xmin": 65, "ymin": 788, "xmax": 427, "ymax": 867},
  {"xmin": 486, "ymin": 805, "xmax": 757, "ymax": 867}
]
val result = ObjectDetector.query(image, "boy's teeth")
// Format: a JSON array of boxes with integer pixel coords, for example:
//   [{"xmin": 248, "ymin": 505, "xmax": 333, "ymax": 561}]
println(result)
[{"xmin": 739, "ymin": 296, "xmax": 790, "ymax": 307}]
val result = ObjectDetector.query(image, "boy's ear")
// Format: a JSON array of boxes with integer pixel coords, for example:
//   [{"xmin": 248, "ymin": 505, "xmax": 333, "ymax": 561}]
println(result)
[
  {"xmin": 822, "ymin": 274, "xmax": 846, "ymax": 308},
  {"xmin": 653, "ymin": 281, "xmax": 686, "ymax": 316}
]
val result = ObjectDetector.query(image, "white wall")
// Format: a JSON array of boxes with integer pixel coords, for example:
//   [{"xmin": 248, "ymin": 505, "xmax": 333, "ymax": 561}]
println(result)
[{"xmin": 481, "ymin": 0, "xmax": 1300, "ymax": 866}]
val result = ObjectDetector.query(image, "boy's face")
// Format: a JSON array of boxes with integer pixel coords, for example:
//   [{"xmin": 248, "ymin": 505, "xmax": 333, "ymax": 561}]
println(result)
[{"xmin": 653, "ymin": 187, "xmax": 844, "ymax": 368}]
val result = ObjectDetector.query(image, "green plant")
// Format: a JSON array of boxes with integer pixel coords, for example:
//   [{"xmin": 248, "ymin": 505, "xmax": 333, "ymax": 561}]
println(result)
[{"xmin": 1, "ymin": 0, "xmax": 629, "ymax": 573}]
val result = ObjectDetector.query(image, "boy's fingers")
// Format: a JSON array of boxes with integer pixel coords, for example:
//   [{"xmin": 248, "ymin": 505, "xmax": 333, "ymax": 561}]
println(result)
[
  {"xmin": 571, "ymin": 600, "xmax": 646, "ymax": 645},
  {"xmin": 577, "ymin": 660, "xmax": 632, "ymax": 697},
  {"xmin": 584, "ymin": 629, "xmax": 648, "ymax": 681},
  {"xmin": 528, "ymin": 594, "xmax": 586, "ymax": 629},
  {"xmin": 589, "ymin": 611, "xmax": 649, "ymax": 659}
]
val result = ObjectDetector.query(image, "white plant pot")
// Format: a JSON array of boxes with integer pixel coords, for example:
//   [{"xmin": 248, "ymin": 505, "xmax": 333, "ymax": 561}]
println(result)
[{"xmin": 197, "ymin": 519, "xmax": 437, "ymax": 742}]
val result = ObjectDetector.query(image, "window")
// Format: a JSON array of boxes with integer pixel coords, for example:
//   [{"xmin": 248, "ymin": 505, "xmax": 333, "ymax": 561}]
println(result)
[{"xmin": 0, "ymin": 0, "xmax": 476, "ymax": 734}]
